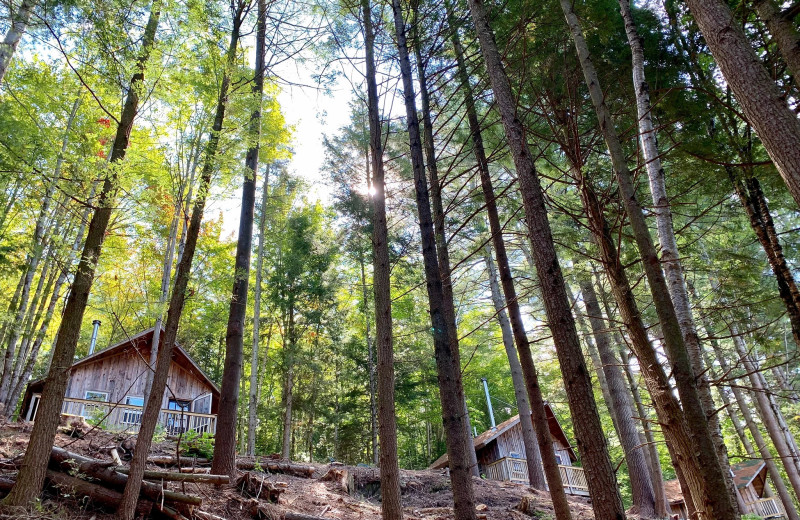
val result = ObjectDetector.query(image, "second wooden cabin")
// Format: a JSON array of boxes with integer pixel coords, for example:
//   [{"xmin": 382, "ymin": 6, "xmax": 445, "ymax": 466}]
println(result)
[{"xmin": 429, "ymin": 404, "xmax": 589, "ymax": 496}]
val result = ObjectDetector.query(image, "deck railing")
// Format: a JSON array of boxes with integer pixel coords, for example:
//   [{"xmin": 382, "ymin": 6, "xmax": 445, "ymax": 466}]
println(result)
[
  {"xmin": 746, "ymin": 497, "xmax": 787, "ymax": 519},
  {"xmin": 484, "ymin": 457, "xmax": 589, "ymax": 495},
  {"xmin": 50, "ymin": 396, "xmax": 216, "ymax": 435}
]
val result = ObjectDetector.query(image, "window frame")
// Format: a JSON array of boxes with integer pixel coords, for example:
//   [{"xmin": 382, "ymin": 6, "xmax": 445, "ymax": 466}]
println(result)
[{"xmin": 84, "ymin": 390, "xmax": 109, "ymax": 402}]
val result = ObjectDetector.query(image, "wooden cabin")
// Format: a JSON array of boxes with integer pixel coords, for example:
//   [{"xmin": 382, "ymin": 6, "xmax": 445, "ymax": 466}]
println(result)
[
  {"xmin": 428, "ymin": 404, "xmax": 589, "ymax": 496},
  {"xmin": 21, "ymin": 327, "xmax": 220, "ymax": 435},
  {"xmin": 665, "ymin": 459, "xmax": 786, "ymax": 519}
]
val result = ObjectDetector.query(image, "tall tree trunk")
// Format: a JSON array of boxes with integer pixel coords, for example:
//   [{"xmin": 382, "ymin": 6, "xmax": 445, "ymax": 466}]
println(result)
[
  {"xmin": 281, "ymin": 305, "xmax": 295, "ymax": 460},
  {"xmin": 578, "ymin": 280, "xmax": 656, "ymax": 518},
  {"xmin": 411, "ymin": 6, "xmax": 478, "ymax": 480},
  {"xmin": 211, "ymin": 0, "xmax": 266, "ymax": 477},
  {"xmin": 0, "ymin": 0, "xmax": 35, "ymax": 85},
  {"xmin": 617, "ymin": 1, "xmax": 742, "ymax": 511},
  {"xmin": 144, "ymin": 197, "xmax": 181, "ymax": 400},
  {"xmin": 0, "ymin": 269, "xmax": 26, "ymax": 350},
  {"xmin": 248, "ymin": 164, "xmax": 270, "ymax": 457},
  {"xmin": 559, "ymin": 4, "xmax": 737, "ymax": 517},
  {"xmin": 4, "ymin": 94, "xmax": 80, "ymax": 410},
  {"xmin": 467, "ymin": 1, "xmax": 624, "ymax": 517},
  {"xmin": 359, "ymin": 249, "xmax": 378, "ymax": 466},
  {"xmin": 730, "ymin": 329, "xmax": 800, "ymax": 485},
  {"xmin": 6, "ymin": 255, "xmax": 57, "ymax": 412},
  {"xmin": 116, "ymin": 7, "xmax": 240, "ymax": 518},
  {"xmin": 684, "ymin": 0, "xmax": 800, "ymax": 209},
  {"xmin": 0, "ymin": 171, "xmax": 58, "ymax": 404},
  {"xmin": 754, "ymin": 0, "xmax": 800, "ymax": 87},
  {"xmin": 482, "ymin": 242, "xmax": 546, "ymax": 487},
  {"xmin": 361, "ymin": 0, "xmax": 403, "ymax": 515},
  {"xmin": 1, "ymin": 1, "xmax": 161, "ymax": 506},
  {"xmin": 594, "ymin": 277, "xmax": 669, "ymax": 517},
  {"xmin": 389, "ymin": 1, "xmax": 474, "ymax": 517},
  {"xmin": 576, "ymin": 170, "xmax": 716, "ymax": 516},
  {"xmin": 702, "ymin": 327, "xmax": 799, "ymax": 519},
  {"xmin": 729, "ymin": 170, "xmax": 800, "ymax": 347}
]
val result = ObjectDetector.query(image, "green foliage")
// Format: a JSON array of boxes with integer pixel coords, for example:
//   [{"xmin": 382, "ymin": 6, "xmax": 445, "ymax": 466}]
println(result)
[{"xmin": 179, "ymin": 431, "xmax": 216, "ymax": 460}]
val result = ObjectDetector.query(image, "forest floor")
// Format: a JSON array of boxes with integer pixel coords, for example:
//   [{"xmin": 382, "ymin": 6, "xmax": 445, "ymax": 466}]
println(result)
[{"xmin": 0, "ymin": 421, "xmax": 603, "ymax": 520}]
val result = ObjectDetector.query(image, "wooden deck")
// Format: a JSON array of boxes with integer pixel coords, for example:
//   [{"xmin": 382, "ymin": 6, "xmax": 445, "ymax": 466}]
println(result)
[
  {"xmin": 27, "ymin": 394, "xmax": 217, "ymax": 435},
  {"xmin": 484, "ymin": 456, "xmax": 589, "ymax": 496},
  {"xmin": 746, "ymin": 497, "xmax": 787, "ymax": 519}
]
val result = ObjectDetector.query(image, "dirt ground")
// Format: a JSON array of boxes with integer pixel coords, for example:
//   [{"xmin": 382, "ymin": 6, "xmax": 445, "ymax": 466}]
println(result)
[{"xmin": 0, "ymin": 422, "xmax": 600, "ymax": 520}]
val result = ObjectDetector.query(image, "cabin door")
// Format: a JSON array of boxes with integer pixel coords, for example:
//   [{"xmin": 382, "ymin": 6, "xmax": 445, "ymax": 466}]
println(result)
[{"xmin": 191, "ymin": 393, "xmax": 212, "ymax": 434}]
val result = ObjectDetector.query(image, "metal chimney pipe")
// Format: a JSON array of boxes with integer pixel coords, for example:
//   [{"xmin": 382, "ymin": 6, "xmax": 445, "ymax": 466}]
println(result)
[
  {"xmin": 481, "ymin": 377, "xmax": 496, "ymax": 430},
  {"xmin": 88, "ymin": 320, "xmax": 101, "ymax": 355}
]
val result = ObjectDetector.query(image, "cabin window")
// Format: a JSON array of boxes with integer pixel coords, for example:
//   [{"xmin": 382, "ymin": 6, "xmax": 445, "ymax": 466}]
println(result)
[
  {"xmin": 192, "ymin": 393, "xmax": 212, "ymax": 415},
  {"xmin": 81, "ymin": 391, "xmax": 108, "ymax": 419},
  {"xmin": 165, "ymin": 399, "xmax": 192, "ymax": 435},
  {"xmin": 122, "ymin": 396, "xmax": 144, "ymax": 425},
  {"xmin": 85, "ymin": 390, "xmax": 108, "ymax": 402},
  {"xmin": 168, "ymin": 399, "xmax": 191, "ymax": 411},
  {"xmin": 554, "ymin": 452, "xmax": 563, "ymax": 465}
]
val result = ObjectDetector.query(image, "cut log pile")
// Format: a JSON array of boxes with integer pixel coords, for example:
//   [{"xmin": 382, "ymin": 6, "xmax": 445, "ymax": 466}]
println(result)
[{"xmin": 0, "ymin": 446, "xmax": 332, "ymax": 520}]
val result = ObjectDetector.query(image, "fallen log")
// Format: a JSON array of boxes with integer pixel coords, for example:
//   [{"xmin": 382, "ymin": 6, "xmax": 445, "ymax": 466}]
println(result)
[
  {"xmin": 46, "ymin": 470, "xmax": 147, "ymax": 511},
  {"xmin": 195, "ymin": 510, "xmax": 228, "ymax": 520},
  {"xmin": 49, "ymin": 446, "xmax": 202, "ymax": 506},
  {"xmin": 149, "ymin": 455, "xmax": 210, "ymax": 466},
  {"xmin": 237, "ymin": 459, "xmax": 315, "ymax": 478},
  {"xmin": 154, "ymin": 502, "xmax": 190, "ymax": 520},
  {"xmin": 179, "ymin": 467, "xmax": 211, "ymax": 474},
  {"xmin": 116, "ymin": 467, "xmax": 229, "ymax": 484}
]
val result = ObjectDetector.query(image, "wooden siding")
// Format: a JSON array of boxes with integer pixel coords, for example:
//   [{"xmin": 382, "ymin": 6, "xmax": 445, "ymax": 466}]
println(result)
[
  {"xmin": 479, "ymin": 422, "xmax": 573, "ymax": 467},
  {"xmin": 65, "ymin": 347, "xmax": 214, "ymax": 411}
]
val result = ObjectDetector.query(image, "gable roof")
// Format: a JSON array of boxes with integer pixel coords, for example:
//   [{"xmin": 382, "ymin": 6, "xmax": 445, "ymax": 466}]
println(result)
[
  {"xmin": 428, "ymin": 403, "xmax": 577, "ymax": 469},
  {"xmin": 731, "ymin": 459, "xmax": 768, "ymax": 494},
  {"xmin": 27, "ymin": 327, "xmax": 220, "ymax": 396}
]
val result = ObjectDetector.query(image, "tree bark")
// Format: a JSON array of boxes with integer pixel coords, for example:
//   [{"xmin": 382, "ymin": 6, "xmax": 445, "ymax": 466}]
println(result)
[
  {"xmin": 281, "ymin": 305, "xmax": 295, "ymax": 460},
  {"xmin": 754, "ymin": 0, "xmax": 800, "ymax": 89},
  {"xmin": 248, "ymin": 164, "xmax": 270, "ymax": 457},
  {"xmin": 0, "ymin": 0, "xmax": 35, "ymax": 85},
  {"xmin": 617, "ymin": 1, "xmax": 742, "ymax": 511},
  {"xmin": 0, "ymin": 166, "xmax": 58, "ymax": 405},
  {"xmin": 595, "ymin": 278, "xmax": 669, "ymax": 518},
  {"xmin": 212, "ymin": 0, "xmax": 266, "ymax": 477},
  {"xmin": 684, "ymin": 0, "xmax": 800, "ymax": 209},
  {"xmin": 361, "ymin": 0, "xmax": 403, "ymax": 515},
  {"xmin": 1, "ymin": 1, "xmax": 162, "ymax": 506},
  {"xmin": 578, "ymin": 280, "xmax": 656, "ymax": 518},
  {"xmin": 390, "ymin": 0, "xmax": 474, "ymax": 517},
  {"xmin": 116, "ymin": 7, "xmax": 239, "ymax": 518},
  {"xmin": 729, "ymin": 171, "xmax": 800, "ymax": 347},
  {"xmin": 467, "ymin": 0, "xmax": 623, "ymax": 517},
  {"xmin": 576, "ymin": 171, "xmax": 717, "ymax": 517},
  {"xmin": 359, "ymin": 249, "xmax": 378, "ymax": 466},
  {"xmin": 482, "ymin": 243, "xmax": 546, "ymax": 489},
  {"xmin": 730, "ymin": 329, "xmax": 800, "ymax": 491},
  {"xmin": 411, "ymin": 14, "xmax": 479, "ymax": 479},
  {"xmin": 559, "ymin": 3, "xmax": 737, "ymax": 517},
  {"xmin": 704, "ymin": 334, "xmax": 800, "ymax": 519}
]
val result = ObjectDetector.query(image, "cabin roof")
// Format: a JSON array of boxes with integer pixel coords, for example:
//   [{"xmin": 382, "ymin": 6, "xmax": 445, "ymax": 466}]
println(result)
[
  {"xmin": 731, "ymin": 459, "xmax": 768, "ymax": 493},
  {"xmin": 428, "ymin": 403, "xmax": 577, "ymax": 469},
  {"xmin": 27, "ymin": 327, "xmax": 220, "ymax": 397}
]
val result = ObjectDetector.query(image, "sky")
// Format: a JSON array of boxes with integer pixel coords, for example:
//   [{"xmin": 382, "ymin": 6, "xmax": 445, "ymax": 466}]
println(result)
[{"xmin": 218, "ymin": 62, "xmax": 354, "ymax": 237}]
